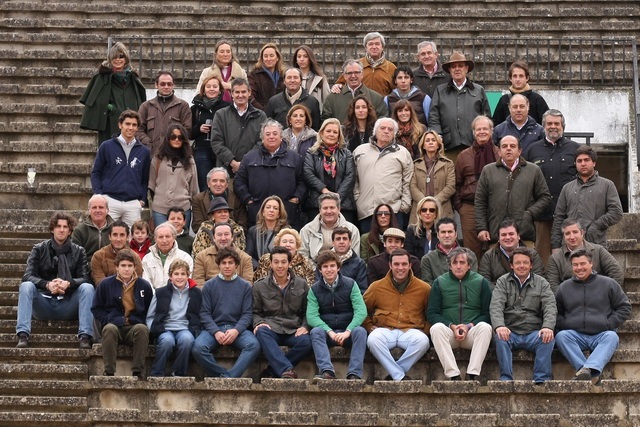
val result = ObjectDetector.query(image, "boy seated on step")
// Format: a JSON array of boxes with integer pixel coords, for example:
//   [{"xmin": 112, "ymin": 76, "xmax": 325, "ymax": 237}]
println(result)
[
  {"xmin": 92, "ymin": 249, "xmax": 153, "ymax": 378},
  {"xmin": 146, "ymin": 259, "xmax": 202, "ymax": 376}
]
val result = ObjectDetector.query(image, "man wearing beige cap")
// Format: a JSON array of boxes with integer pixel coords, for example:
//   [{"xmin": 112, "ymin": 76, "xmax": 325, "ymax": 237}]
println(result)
[
  {"xmin": 427, "ymin": 51, "xmax": 491, "ymax": 162},
  {"xmin": 367, "ymin": 228, "xmax": 421, "ymax": 283}
]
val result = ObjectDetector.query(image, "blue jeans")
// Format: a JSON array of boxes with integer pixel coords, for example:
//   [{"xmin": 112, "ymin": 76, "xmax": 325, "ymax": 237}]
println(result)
[
  {"xmin": 555, "ymin": 329, "xmax": 619, "ymax": 374},
  {"xmin": 150, "ymin": 329, "xmax": 195, "ymax": 376},
  {"xmin": 191, "ymin": 325, "xmax": 260, "ymax": 378},
  {"xmin": 367, "ymin": 328, "xmax": 430, "ymax": 381},
  {"xmin": 254, "ymin": 326, "xmax": 312, "ymax": 376},
  {"xmin": 193, "ymin": 144, "xmax": 215, "ymax": 192},
  {"xmin": 16, "ymin": 281, "xmax": 94, "ymax": 337},
  {"xmin": 152, "ymin": 210, "xmax": 192, "ymax": 232},
  {"xmin": 310, "ymin": 326, "xmax": 367, "ymax": 378},
  {"xmin": 494, "ymin": 330, "xmax": 554, "ymax": 382}
]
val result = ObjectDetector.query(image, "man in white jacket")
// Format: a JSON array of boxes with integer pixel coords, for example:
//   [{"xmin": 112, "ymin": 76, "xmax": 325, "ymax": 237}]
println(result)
[{"xmin": 142, "ymin": 222, "xmax": 193, "ymax": 288}]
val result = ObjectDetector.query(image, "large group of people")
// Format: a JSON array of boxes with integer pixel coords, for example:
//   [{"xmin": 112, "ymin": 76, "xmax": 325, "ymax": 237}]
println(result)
[{"xmin": 15, "ymin": 34, "xmax": 628, "ymax": 383}]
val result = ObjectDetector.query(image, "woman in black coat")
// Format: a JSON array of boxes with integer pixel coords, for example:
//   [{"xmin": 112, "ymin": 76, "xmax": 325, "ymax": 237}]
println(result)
[
  {"xmin": 303, "ymin": 118, "xmax": 356, "ymax": 223},
  {"xmin": 80, "ymin": 42, "xmax": 146, "ymax": 144},
  {"xmin": 190, "ymin": 75, "xmax": 231, "ymax": 191}
]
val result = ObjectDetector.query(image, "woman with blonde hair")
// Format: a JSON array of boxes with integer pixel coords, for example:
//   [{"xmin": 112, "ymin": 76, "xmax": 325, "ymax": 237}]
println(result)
[
  {"xmin": 196, "ymin": 39, "xmax": 247, "ymax": 102},
  {"xmin": 410, "ymin": 130, "xmax": 455, "ymax": 221},
  {"xmin": 246, "ymin": 196, "xmax": 289, "ymax": 268},
  {"xmin": 392, "ymin": 99, "xmax": 426, "ymax": 158},
  {"xmin": 303, "ymin": 118, "xmax": 356, "ymax": 222},
  {"xmin": 248, "ymin": 42, "xmax": 285, "ymax": 110},
  {"xmin": 80, "ymin": 41, "xmax": 146, "ymax": 143},
  {"xmin": 253, "ymin": 228, "xmax": 316, "ymax": 285},
  {"xmin": 405, "ymin": 196, "xmax": 443, "ymax": 258},
  {"xmin": 190, "ymin": 75, "xmax": 231, "ymax": 191},
  {"xmin": 291, "ymin": 45, "xmax": 331, "ymax": 112}
]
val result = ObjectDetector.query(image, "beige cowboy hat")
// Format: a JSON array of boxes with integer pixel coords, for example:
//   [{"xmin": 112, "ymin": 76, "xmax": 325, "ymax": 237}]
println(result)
[{"xmin": 442, "ymin": 51, "xmax": 475, "ymax": 73}]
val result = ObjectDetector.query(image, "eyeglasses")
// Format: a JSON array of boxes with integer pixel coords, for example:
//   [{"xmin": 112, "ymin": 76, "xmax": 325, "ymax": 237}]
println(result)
[
  {"xmin": 115, "ymin": 54, "xmax": 126, "ymax": 59},
  {"xmin": 158, "ymin": 82, "xmax": 174, "ymax": 87},
  {"xmin": 344, "ymin": 71, "xmax": 362, "ymax": 76},
  {"xmin": 375, "ymin": 211, "xmax": 391, "ymax": 216},
  {"xmin": 421, "ymin": 207, "xmax": 437, "ymax": 213},
  {"xmin": 169, "ymin": 134, "xmax": 185, "ymax": 141}
]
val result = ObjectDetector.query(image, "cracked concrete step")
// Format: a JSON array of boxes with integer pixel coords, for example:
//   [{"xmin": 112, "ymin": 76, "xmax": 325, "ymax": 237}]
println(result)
[
  {"xmin": 0, "ymin": 395, "xmax": 87, "ymax": 411},
  {"xmin": 0, "ymin": 362, "xmax": 88, "ymax": 380},
  {"xmin": 0, "ymin": 333, "xmax": 83, "ymax": 349}
]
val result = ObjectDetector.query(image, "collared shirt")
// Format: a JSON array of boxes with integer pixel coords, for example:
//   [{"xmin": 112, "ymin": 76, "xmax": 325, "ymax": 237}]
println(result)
[
  {"xmin": 234, "ymin": 103, "xmax": 248, "ymax": 116},
  {"xmin": 117, "ymin": 134, "xmax": 136, "ymax": 161},
  {"xmin": 513, "ymin": 272, "xmax": 531, "ymax": 290},
  {"xmin": 453, "ymin": 79, "xmax": 468, "ymax": 91},
  {"xmin": 348, "ymin": 84, "xmax": 363, "ymax": 97},
  {"xmin": 501, "ymin": 157, "xmax": 520, "ymax": 172}
]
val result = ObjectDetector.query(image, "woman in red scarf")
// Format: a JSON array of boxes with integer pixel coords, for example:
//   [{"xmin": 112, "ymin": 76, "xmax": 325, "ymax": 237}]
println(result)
[{"xmin": 303, "ymin": 118, "xmax": 357, "ymax": 224}]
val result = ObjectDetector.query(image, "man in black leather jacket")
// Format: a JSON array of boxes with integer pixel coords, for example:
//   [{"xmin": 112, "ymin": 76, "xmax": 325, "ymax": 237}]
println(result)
[{"xmin": 16, "ymin": 212, "xmax": 94, "ymax": 349}]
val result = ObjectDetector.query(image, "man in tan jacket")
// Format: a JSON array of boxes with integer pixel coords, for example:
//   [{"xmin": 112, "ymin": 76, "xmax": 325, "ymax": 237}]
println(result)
[{"xmin": 193, "ymin": 223, "xmax": 253, "ymax": 286}]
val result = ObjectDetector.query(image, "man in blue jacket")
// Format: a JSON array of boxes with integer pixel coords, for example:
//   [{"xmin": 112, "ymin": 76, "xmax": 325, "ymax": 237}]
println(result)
[
  {"xmin": 92, "ymin": 249, "xmax": 153, "ymax": 378},
  {"xmin": 90, "ymin": 109, "xmax": 151, "ymax": 228}
]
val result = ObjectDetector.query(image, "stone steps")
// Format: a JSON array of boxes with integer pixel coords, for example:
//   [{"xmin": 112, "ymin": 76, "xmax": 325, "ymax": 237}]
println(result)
[
  {"xmin": 82, "ymin": 375, "xmax": 639, "ymax": 426},
  {"xmin": 0, "ymin": 362, "xmax": 88, "ymax": 380}
]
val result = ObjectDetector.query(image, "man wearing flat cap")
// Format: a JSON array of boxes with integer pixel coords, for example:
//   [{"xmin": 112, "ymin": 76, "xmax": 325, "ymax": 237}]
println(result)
[
  {"xmin": 427, "ymin": 51, "xmax": 491, "ymax": 162},
  {"xmin": 367, "ymin": 228, "xmax": 421, "ymax": 284},
  {"xmin": 191, "ymin": 197, "xmax": 246, "ymax": 260}
]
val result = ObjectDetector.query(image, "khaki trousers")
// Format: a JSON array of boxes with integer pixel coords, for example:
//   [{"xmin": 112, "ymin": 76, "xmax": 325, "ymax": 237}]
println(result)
[{"xmin": 430, "ymin": 322, "xmax": 493, "ymax": 378}]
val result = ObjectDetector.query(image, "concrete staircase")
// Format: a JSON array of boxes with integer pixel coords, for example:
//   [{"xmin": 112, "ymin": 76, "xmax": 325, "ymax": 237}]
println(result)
[
  {"xmin": 0, "ymin": 209, "xmax": 639, "ymax": 424},
  {"xmin": 0, "ymin": 0, "xmax": 638, "ymax": 212},
  {"xmin": 0, "ymin": 0, "xmax": 640, "ymax": 424}
]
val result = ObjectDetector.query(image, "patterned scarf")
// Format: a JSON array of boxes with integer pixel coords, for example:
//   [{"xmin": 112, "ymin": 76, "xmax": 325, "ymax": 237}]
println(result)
[
  {"xmin": 321, "ymin": 144, "xmax": 337, "ymax": 178},
  {"xmin": 396, "ymin": 121, "xmax": 415, "ymax": 154},
  {"xmin": 365, "ymin": 52, "xmax": 386, "ymax": 69}
]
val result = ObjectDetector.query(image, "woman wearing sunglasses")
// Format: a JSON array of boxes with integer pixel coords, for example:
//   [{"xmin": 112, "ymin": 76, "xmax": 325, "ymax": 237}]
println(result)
[
  {"xmin": 360, "ymin": 203, "xmax": 398, "ymax": 263},
  {"xmin": 405, "ymin": 196, "xmax": 442, "ymax": 259},
  {"xmin": 80, "ymin": 42, "xmax": 146, "ymax": 144},
  {"xmin": 410, "ymin": 129, "xmax": 455, "ymax": 222},
  {"xmin": 148, "ymin": 124, "xmax": 199, "ymax": 229}
]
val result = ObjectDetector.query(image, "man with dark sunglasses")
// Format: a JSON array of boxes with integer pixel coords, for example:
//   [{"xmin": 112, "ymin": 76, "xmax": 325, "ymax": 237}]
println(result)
[{"xmin": 137, "ymin": 70, "xmax": 192, "ymax": 155}]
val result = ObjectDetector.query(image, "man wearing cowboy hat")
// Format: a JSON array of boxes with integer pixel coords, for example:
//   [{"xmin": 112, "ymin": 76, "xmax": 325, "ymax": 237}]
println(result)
[{"xmin": 428, "ymin": 51, "xmax": 491, "ymax": 162}]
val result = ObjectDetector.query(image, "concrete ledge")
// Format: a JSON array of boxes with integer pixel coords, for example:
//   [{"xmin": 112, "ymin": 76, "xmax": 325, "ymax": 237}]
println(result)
[
  {"xmin": 450, "ymin": 413, "xmax": 499, "ymax": 427},
  {"xmin": 148, "ymin": 409, "xmax": 199, "ymax": 423},
  {"xmin": 269, "ymin": 411, "xmax": 318, "ymax": 425},
  {"xmin": 568, "ymin": 414, "xmax": 619, "ymax": 427},
  {"xmin": 208, "ymin": 411, "xmax": 260, "ymax": 424},
  {"xmin": 508, "ymin": 414, "xmax": 561, "ymax": 427},
  {"xmin": 329, "ymin": 412, "xmax": 378, "ymax": 426},
  {"xmin": 0, "ymin": 395, "xmax": 86, "ymax": 410},
  {"xmin": 87, "ymin": 408, "xmax": 140, "ymax": 422},
  {"xmin": 0, "ymin": 411, "xmax": 88, "ymax": 423},
  {"xmin": 388, "ymin": 413, "xmax": 439, "ymax": 426}
]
